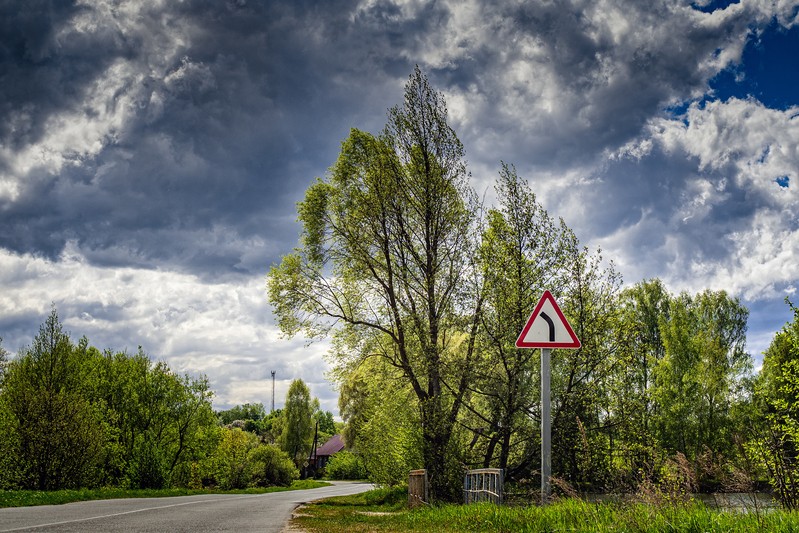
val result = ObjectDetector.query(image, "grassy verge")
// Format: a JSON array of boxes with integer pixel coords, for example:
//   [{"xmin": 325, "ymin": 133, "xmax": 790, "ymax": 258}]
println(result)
[
  {"xmin": 0, "ymin": 479, "xmax": 329, "ymax": 508},
  {"xmin": 291, "ymin": 487, "xmax": 799, "ymax": 532}
]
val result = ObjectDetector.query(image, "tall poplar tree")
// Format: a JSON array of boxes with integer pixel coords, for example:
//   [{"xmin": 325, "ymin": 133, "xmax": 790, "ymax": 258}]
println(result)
[
  {"xmin": 268, "ymin": 67, "xmax": 481, "ymax": 500},
  {"xmin": 280, "ymin": 379, "xmax": 314, "ymax": 468}
]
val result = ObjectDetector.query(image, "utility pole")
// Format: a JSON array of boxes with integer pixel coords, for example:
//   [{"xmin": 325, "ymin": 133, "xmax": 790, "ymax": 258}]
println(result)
[{"xmin": 271, "ymin": 370, "xmax": 276, "ymax": 413}]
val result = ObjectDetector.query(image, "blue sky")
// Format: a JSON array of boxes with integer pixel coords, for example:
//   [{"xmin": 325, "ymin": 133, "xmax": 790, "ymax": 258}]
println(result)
[
  {"xmin": 710, "ymin": 20, "xmax": 799, "ymax": 109},
  {"xmin": 1, "ymin": 0, "xmax": 798, "ymax": 413}
]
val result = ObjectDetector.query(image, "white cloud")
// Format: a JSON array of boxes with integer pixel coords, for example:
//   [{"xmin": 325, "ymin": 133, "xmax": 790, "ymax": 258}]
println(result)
[
  {"xmin": 596, "ymin": 98, "xmax": 799, "ymax": 300},
  {"xmin": 655, "ymin": 99, "xmax": 799, "ymax": 195},
  {"xmin": 0, "ymin": 245, "xmax": 336, "ymax": 412},
  {"xmin": 3, "ymin": 0, "xmax": 799, "ymax": 419},
  {"xmin": 709, "ymin": 210, "xmax": 799, "ymax": 299},
  {"xmin": 428, "ymin": 0, "xmax": 783, "ymax": 173},
  {"xmin": 0, "ymin": 1, "xmax": 191, "ymax": 205}
]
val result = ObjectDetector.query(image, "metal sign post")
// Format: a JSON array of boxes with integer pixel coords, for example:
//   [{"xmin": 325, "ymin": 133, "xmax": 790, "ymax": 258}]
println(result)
[
  {"xmin": 541, "ymin": 347, "xmax": 551, "ymax": 504},
  {"xmin": 515, "ymin": 291, "xmax": 580, "ymax": 506}
]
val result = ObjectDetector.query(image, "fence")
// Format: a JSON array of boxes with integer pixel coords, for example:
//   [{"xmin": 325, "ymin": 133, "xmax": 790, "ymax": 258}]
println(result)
[
  {"xmin": 463, "ymin": 468, "xmax": 504, "ymax": 504},
  {"xmin": 408, "ymin": 469, "xmax": 429, "ymax": 508}
]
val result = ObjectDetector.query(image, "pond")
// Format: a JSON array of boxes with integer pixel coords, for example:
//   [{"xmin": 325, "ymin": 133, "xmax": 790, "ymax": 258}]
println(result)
[
  {"xmin": 695, "ymin": 492, "xmax": 777, "ymax": 512},
  {"xmin": 582, "ymin": 492, "xmax": 778, "ymax": 512}
]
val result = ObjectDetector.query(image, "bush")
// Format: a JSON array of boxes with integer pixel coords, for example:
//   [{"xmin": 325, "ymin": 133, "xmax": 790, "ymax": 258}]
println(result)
[
  {"xmin": 325, "ymin": 451, "xmax": 368, "ymax": 480},
  {"xmin": 249, "ymin": 444, "xmax": 299, "ymax": 487},
  {"xmin": 209, "ymin": 428, "xmax": 259, "ymax": 489},
  {"xmin": 129, "ymin": 441, "xmax": 168, "ymax": 489}
]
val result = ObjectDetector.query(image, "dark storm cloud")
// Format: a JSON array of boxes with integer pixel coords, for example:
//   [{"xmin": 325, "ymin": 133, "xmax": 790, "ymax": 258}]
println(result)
[
  {"xmin": 2, "ymin": 0, "xmax": 798, "ymax": 412},
  {"xmin": 1, "ymin": 0, "xmax": 783, "ymax": 281},
  {"xmin": 576, "ymin": 145, "xmax": 760, "ymax": 263},
  {"xmin": 0, "ymin": 310, "xmax": 44, "ymax": 353},
  {"xmin": 0, "ymin": 1, "xmax": 117, "ymax": 149},
  {"xmin": 0, "ymin": 0, "xmax": 434, "ymax": 278}
]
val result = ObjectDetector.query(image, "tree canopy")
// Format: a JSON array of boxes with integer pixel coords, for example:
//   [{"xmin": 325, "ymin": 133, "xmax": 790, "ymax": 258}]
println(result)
[
  {"xmin": 268, "ymin": 67, "xmax": 775, "ymax": 503},
  {"xmin": 269, "ymin": 66, "xmax": 481, "ymax": 500},
  {"xmin": 0, "ymin": 308, "xmax": 299, "ymax": 491}
]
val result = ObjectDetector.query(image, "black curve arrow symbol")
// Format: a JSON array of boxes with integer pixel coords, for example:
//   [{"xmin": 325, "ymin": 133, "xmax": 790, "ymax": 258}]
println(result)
[{"xmin": 539, "ymin": 311, "xmax": 555, "ymax": 342}]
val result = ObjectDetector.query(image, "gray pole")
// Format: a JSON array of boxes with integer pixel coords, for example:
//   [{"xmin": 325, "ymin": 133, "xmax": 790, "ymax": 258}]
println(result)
[
  {"xmin": 541, "ymin": 348, "xmax": 551, "ymax": 505},
  {"xmin": 271, "ymin": 370, "xmax": 276, "ymax": 413}
]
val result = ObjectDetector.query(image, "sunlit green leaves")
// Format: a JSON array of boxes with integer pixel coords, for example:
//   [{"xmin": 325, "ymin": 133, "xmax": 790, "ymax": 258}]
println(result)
[
  {"xmin": 0, "ymin": 309, "xmax": 217, "ymax": 491},
  {"xmin": 280, "ymin": 379, "xmax": 315, "ymax": 467}
]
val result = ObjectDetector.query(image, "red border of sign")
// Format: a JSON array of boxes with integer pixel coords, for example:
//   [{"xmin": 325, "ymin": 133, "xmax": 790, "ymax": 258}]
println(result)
[{"xmin": 515, "ymin": 290, "xmax": 581, "ymax": 349}]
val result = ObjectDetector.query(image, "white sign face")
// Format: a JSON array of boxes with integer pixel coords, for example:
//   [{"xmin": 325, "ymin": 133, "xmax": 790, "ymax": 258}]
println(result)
[{"xmin": 515, "ymin": 290, "xmax": 581, "ymax": 349}]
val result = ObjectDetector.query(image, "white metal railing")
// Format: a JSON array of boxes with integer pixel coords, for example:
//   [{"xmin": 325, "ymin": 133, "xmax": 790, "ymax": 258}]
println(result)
[{"xmin": 463, "ymin": 468, "xmax": 504, "ymax": 504}]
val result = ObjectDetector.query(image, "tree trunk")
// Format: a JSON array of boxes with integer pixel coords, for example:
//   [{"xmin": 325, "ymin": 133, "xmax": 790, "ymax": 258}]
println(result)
[{"xmin": 421, "ymin": 395, "xmax": 458, "ymax": 502}]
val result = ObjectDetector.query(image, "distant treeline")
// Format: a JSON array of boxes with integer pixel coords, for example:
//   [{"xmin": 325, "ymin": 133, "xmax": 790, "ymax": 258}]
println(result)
[{"xmin": 0, "ymin": 310, "xmax": 331, "ymax": 491}]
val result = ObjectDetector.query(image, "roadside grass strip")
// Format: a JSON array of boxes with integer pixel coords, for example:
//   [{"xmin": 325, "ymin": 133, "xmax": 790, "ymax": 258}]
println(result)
[
  {"xmin": 292, "ymin": 488, "xmax": 799, "ymax": 532},
  {"xmin": 0, "ymin": 480, "xmax": 329, "ymax": 508}
]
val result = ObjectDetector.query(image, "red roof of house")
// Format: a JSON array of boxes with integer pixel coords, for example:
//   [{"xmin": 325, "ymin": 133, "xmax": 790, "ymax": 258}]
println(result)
[{"xmin": 315, "ymin": 434, "xmax": 345, "ymax": 457}]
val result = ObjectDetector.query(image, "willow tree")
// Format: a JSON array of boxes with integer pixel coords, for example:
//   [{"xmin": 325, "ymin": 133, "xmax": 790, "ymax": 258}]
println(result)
[{"xmin": 268, "ymin": 67, "xmax": 481, "ymax": 501}]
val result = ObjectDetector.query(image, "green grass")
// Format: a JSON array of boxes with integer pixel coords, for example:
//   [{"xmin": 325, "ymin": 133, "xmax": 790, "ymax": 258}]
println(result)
[
  {"xmin": 292, "ymin": 488, "xmax": 799, "ymax": 532},
  {"xmin": 0, "ymin": 479, "xmax": 329, "ymax": 508}
]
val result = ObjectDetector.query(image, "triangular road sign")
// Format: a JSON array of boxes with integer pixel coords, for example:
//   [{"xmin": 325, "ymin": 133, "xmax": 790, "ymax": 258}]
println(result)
[{"xmin": 515, "ymin": 290, "xmax": 581, "ymax": 349}]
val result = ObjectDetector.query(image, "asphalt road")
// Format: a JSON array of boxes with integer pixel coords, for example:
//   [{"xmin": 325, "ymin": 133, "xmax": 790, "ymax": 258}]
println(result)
[{"xmin": 0, "ymin": 482, "xmax": 373, "ymax": 532}]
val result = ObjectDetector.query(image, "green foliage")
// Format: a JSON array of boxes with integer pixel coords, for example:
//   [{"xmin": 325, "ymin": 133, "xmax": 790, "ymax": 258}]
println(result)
[
  {"xmin": 0, "ymin": 310, "xmax": 324, "ymax": 499},
  {"xmin": 130, "ymin": 438, "xmax": 169, "ymax": 490},
  {"xmin": 198, "ymin": 428, "xmax": 299, "ymax": 489},
  {"xmin": 0, "ymin": 396, "xmax": 20, "ymax": 489},
  {"xmin": 90, "ymin": 349, "xmax": 217, "ymax": 489},
  {"xmin": 469, "ymin": 165, "xmax": 624, "ymax": 488},
  {"xmin": 0, "ymin": 307, "xmax": 218, "ymax": 492},
  {"xmin": 280, "ymin": 379, "xmax": 315, "ymax": 467},
  {"xmin": 1, "ymin": 310, "xmax": 107, "ymax": 490},
  {"xmin": 652, "ymin": 290, "xmax": 750, "ymax": 464},
  {"xmin": 607, "ymin": 279, "xmax": 670, "ymax": 486},
  {"xmin": 325, "ymin": 451, "xmax": 368, "ymax": 480},
  {"xmin": 338, "ymin": 358, "xmax": 423, "ymax": 487},
  {"xmin": 750, "ymin": 299, "xmax": 799, "ymax": 508},
  {"xmin": 248, "ymin": 443, "xmax": 299, "ymax": 487},
  {"xmin": 469, "ymin": 163, "xmax": 580, "ymax": 475},
  {"xmin": 269, "ymin": 66, "xmax": 480, "ymax": 502},
  {"xmin": 210, "ymin": 428, "xmax": 259, "ymax": 489},
  {"xmin": 594, "ymin": 283, "xmax": 754, "ymax": 492},
  {"xmin": 257, "ymin": 408, "xmax": 284, "ymax": 443},
  {"xmin": 315, "ymin": 410, "xmax": 336, "ymax": 439},
  {"xmin": 217, "ymin": 403, "xmax": 267, "ymax": 425},
  {"xmin": 544, "ymin": 244, "xmax": 622, "ymax": 488},
  {"xmin": 266, "ymin": 66, "xmax": 775, "ymax": 502}
]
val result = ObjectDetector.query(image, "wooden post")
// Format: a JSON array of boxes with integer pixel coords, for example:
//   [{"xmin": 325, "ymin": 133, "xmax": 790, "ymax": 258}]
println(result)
[{"xmin": 408, "ymin": 469, "xmax": 428, "ymax": 508}]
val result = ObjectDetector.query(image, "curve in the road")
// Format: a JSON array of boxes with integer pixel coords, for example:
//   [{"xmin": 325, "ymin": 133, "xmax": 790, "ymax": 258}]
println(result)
[{"xmin": 0, "ymin": 481, "xmax": 374, "ymax": 533}]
